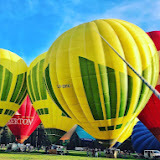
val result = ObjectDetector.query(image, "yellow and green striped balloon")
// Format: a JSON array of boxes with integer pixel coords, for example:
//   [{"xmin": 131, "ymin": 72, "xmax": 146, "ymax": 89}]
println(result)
[
  {"xmin": 112, "ymin": 118, "xmax": 138, "ymax": 147},
  {"xmin": 43, "ymin": 19, "xmax": 159, "ymax": 142},
  {"xmin": 27, "ymin": 52, "xmax": 76, "ymax": 143},
  {"xmin": 0, "ymin": 49, "xmax": 27, "ymax": 128}
]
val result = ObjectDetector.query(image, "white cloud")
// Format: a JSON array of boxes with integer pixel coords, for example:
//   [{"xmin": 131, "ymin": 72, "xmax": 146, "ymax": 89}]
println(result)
[{"xmin": 79, "ymin": 0, "xmax": 160, "ymax": 31}]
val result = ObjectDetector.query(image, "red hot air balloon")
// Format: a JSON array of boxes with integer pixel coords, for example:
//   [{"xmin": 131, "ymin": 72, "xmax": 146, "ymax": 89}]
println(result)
[
  {"xmin": 138, "ymin": 31, "xmax": 160, "ymax": 141},
  {"xmin": 7, "ymin": 95, "xmax": 41, "ymax": 143}
]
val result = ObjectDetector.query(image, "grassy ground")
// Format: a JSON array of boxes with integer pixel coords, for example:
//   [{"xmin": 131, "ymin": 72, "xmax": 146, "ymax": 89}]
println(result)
[{"xmin": 0, "ymin": 150, "xmax": 144, "ymax": 160}]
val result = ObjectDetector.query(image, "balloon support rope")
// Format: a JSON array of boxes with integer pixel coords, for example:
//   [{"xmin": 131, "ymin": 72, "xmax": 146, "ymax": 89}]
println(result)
[{"xmin": 95, "ymin": 31, "xmax": 160, "ymax": 100}]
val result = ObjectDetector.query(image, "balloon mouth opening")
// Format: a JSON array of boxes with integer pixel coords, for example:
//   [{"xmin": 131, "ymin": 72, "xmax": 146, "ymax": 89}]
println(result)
[
  {"xmin": 16, "ymin": 136, "xmax": 29, "ymax": 144},
  {"xmin": 16, "ymin": 139, "xmax": 24, "ymax": 144}
]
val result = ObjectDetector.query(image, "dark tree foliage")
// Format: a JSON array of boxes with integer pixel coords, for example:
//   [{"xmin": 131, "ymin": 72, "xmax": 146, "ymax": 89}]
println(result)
[
  {"xmin": 1, "ymin": 126, "xmax": 11, "ymax": 145},
  {"xmin": 118, "ymin": 136, "xmax": 134, "ymax": 152},
  {"xmin": 0, "ymin": 124, "xmax": 134, "ymax": 152}
]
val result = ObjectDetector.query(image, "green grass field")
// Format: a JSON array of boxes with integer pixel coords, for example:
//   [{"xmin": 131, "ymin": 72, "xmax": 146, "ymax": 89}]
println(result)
[{"xmin": 0, "ymin": 151, "xmax": 144, "ymax": 160}]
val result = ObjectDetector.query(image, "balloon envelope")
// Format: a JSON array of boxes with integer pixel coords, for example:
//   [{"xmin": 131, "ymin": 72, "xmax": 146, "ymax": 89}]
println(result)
[
  {"xmin": 27, "ymin": 53, "xmax": 76, "ymax": 144},
  {"xmin": 7, "ymin": 95, "xmax": 41, "ymax": 143},
  {"xmin": 76, "ymin": 126, "xmax": 96, "ymax": 141},
  {"xmin": 112, "ymin": 118, "xmax": 138, "ymax": 148},
  {"xmin": 132, "ymin": 121, "xmax": 160, "ymax": 154},
  {"xmin": 0, "ymin": 49, "xmax": 27, "ymax": 129},
  {"xmin": 138, "ymin": 31, "xmax": 160, "ymax": 141},
  {"xmin": 43, "ymin": 19, "xmax": 159, "ymax": 143}
]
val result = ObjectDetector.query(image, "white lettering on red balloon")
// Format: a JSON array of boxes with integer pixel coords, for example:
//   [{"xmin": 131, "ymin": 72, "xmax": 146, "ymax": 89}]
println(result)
[{"xmin": 7, "ymin": 118, "xmax": 34, "ymax": 125}]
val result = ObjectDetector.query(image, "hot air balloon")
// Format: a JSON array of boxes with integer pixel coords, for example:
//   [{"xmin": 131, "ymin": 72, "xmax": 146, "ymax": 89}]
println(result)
[
  {"xmin": 75, "ymin": 119, "xmax": 138, "ymax": 147},
  {"xmin": 7, "ymin": 95, "xmax": 41, "ymax": 143},
  {"xmin": 76, "ymin": 126, "xmax": 96, "ymax": 141},
  {"xmin": 43, "ymin": 19, "xmax": 159, "ymax": 144},
  {"xmin": 131, "ymin": 121, "xmax": 160, "ymax": 154},
  {"xmin": 112, "ymin": 118, "xmax": 138, "ymax": 148},
  {"xmin": 27, "ymin": 52, "xmax": 76, "ymax": 144},
  {"xmin": 138, "ymin": 31, "xmax": 160, "ymax": 141},
  {"xmin": 0, "ymin": 49, "xmax": 27, "ymax": 129}
]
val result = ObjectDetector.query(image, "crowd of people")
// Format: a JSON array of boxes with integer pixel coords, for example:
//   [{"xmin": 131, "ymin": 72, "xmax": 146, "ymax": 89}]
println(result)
[
  {"xmin": 86, "ymin": 148, "xmax": 123, "ymax": 158},
  {"xmin": 56, "ymin": 146, "xmax": 68, "ymax": 155},
  {"xmin": 86, "ymin": 148, "xmax": 102, "ymax": 157}
]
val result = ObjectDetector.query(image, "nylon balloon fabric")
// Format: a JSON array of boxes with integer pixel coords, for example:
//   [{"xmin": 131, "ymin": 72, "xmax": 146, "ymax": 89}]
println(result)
[
  {"xmin": 0, "ymin": 49, "xmax": 27, "ymax": 129},
  {"xmin": 7, "ymin": 95, "xmax": 41, "ymax": 143},
  {"xmin": 27, "ymin": 52, "xmax": 76, "ymax": 144},
  {"xmin": 112, "ymin": 118, "xmax": 138, "ymax": 148},
  {"xmin": 138, "ymin": 31, "xmax": 160, "ymax": 142},
  {"xmin": 43, "ymin": 19, "xmax": 159, "ymax": 143},
  {"xmin": 76, "ymin": 126, "xmax": 95, "ymax": 141},
  {"xmin": 132, "ymin": 121, "xmax": 160, "ymax": 154}
]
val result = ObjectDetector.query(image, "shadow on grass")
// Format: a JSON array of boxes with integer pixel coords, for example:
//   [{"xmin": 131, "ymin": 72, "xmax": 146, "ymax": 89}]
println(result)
[{"xmin": 0, "ymin": 149, "xmax": 45, "ymax": 155}]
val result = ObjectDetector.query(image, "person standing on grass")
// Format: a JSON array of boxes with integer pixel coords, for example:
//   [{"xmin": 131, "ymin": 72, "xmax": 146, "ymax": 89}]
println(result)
[
  {"xmin": 95, "ymin": 148, "xmax": 98, "ymax": 157},
  {"xmin": 92, "ymin": 148, "xmax": 95, "ymax": 157},
  {"xmin": 87, "ymin": 148, "xmax": 89, "ymax": 157},
  {"xmin": 99, "ymin": 149, "xmax": 101, "ymax": 157}
]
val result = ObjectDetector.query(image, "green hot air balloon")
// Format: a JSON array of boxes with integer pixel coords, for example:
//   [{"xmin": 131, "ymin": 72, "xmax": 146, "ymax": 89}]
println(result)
[
  {"xmin": 27, "ymin": 52, "xmax": 76, "ymax": 144},
  {"xmin": 0, "ymin": 49, "xmax": 27, "ymax": 129}
]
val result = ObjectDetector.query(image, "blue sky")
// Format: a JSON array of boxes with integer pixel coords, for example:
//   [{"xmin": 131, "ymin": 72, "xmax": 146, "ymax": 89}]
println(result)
[{"xmin": 0, "ymin": 0, "xmax": 160, "ymax": 65}]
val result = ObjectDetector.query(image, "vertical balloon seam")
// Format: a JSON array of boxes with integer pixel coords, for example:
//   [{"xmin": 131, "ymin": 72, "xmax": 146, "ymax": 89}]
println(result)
[
  {"xmin": 115, "ymin": 20, "xmax": 157, "ymax": 115},
  {"xmin": 104, "ymin": 20, "xmax": 139, "ymax": 120},
  {"xmin": 108, "ymin": 20, "xmax": 152, "ymax": 127},
  {"xmin": 44, "ymin": 64, "xmax": 71, "ymax": 118},
  {"xmin": 93, "ymin": 21, "xmax": 116, "ymax": 134},
  {"xmin": 94, "ymin": 19, "xmax": 128, "ymax": 135},
  {"xmin": 27, "ymin": 72, "xmax": 36, "ymax": 102},
  {"xmin": 81, "ymin": 23, "xmax": 106, "ymax": 137},
  {"xmin": 45, "ymin": 33, "xmax": 77, "ymax": 119},
  {"xmin": 85, "ymin": 23, "xmax": 105, "ymax": 121},
  {"xmin": 69, "ymin": 24, "xmax": 91, "ymax": 123},
  {"xmin": 15, "ymin": 73, "xmax": 27, "ymax": 104},
  {"xmin": 39, "ymin": 59, "xmax": 47, "ymax": 100},
  {"xmin": 1, "ymin": 68, "xmax": 13, "ymax": 101},
  {"xmin": 10, "ymin": 73, "xmax": 24, "ymax": 102},
  {"xmin": 44, "ymin": 42, "xmax": 74, "ymax": 119},
  {"xmin": 55, "ymin": 25, "xmax": 86, "ymax": 122},
  {"xmin": 2, "ymin": 50, "xmax": 12, "ymax": 101},
  {"xmin": 28, "ymin": 53, "xmax": 76, "ymax": 142},
  {"xmin": 111, "ymin": 19, "xmax": 143, "ymax": 117},
  {"xmin": 89, "ymin": 22, "xmax": 108, "ymax": 123},
  {"xmin": 102, "ymin": 20, "xmax": 129, "ymax": 119},
  {"xmin": 99, "ymin": 20, "xmax": 124, "ymax": 123},
  {"xmin": 94, "ymin": 20, "xmax": 128, "ymax": 133},
  {"xmin": 36, "ymin": 62, "xmax": 42, "ymax": 100}
]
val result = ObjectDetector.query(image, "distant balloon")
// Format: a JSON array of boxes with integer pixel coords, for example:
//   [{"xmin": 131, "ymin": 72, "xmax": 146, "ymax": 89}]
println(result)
[
  {"xmin": 132, "ymin": 121, "xmax": 160, "ymax": 154},
  {"xmin": 60, "ymin": 124, "xmax": 77, "ymax": 144},
  {"xmin": 0, "ymin": 49, "xmax": 27, "ymax": 129},
  {"xmin": 76, "ymin": 126, "xmax": 96, "ymax": 141},
  {"xmin": 138, "ymin": 31, "xmax": 160, "ymax": 141},
  {"xmin": 43, "ymin": 19, "xmax": 159, "ymax": 143},
  {"xmin": 147, "ymin": 31, "xmax": 160, "ymax": 51},
  {"xmin": 7, "ymin": 96, "xmax": 41, "ymax": 143},
  {"xmin": 27, "ymin": 53, "xmax": 76, "ymax": 144},
  {"xmin": 146, "ymin": 31, "xmax": 160, "ymax": 85}
]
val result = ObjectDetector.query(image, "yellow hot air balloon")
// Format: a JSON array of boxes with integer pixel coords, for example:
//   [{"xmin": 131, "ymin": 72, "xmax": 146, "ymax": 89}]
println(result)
[
  {"xmin": 0, "ymin": 49, "xmax": 27, "ymax": 129},
  {"xmin": 111, "ymin": 118, "xmax": 138, "ymax": 148},
  {"xmin": 27, "ymin": 52, "xmax": 76, "ymax": 144},
  {"xmin": 43, "ymin": 19, "xmax": 159, "ymax": 143}
]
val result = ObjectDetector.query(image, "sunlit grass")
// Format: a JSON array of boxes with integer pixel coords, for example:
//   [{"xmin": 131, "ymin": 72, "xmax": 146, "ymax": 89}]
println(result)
[{"xmin": 0, "ymin": 150, "xmax": 143, "ymax": 160}]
